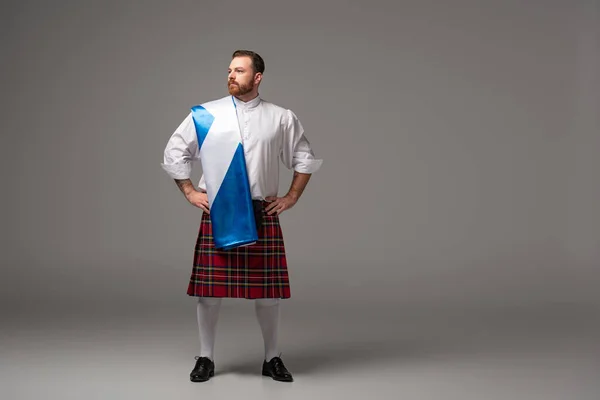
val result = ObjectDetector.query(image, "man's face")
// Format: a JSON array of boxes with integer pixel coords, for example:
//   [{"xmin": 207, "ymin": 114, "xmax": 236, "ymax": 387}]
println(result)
[{"xmin": 227, "ymin": 56, "xmax": 258, "ymax": 96}]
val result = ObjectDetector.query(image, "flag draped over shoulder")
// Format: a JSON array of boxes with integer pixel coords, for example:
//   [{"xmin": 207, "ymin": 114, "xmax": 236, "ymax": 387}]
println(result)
[{"xmin": 190, "ymin": 96, "xmax": 257, "ymax": 250}]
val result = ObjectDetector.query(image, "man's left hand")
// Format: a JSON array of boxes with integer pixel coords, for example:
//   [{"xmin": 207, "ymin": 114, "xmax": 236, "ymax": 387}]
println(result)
[{"xmin": 265, "ymin": 194, "xmax": 297, "ymax": 216}]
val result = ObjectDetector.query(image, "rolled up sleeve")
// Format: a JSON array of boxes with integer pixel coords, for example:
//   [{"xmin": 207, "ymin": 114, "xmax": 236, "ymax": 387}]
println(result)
[
  {"xmin": 280, "ymin": 109, "xmax": 323, "ymax": 174},
  {"xmin": 161, "ymin": 113, "xmax": 200, "ymax": 180}
]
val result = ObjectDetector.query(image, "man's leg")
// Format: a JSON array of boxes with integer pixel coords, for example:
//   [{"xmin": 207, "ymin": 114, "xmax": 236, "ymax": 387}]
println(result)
[
  {"xmin": 197, "ymin": 297, "xmax": 222, "ymax": 359},
  {"xmin": 254, "ymin": 298, "xmax": 280, "ymax": 361},
  {"xmin": 255, "ymin": 298, "xmax": 293, "ymax": 382},
  {"xmin": 190, "ymin": 297, "xmax": 221, "ymax": 382}
]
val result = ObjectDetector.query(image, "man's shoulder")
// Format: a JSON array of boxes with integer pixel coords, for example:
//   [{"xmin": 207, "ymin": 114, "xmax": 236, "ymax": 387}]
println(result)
[{"xmin": 260, "ymin": 99, "xmax": 296, "ymax": 118}]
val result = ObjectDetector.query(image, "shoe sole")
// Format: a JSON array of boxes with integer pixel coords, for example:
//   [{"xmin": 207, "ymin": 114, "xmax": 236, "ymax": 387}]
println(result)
[
  {"xmin": 190, "ymin": 370, "xmax": 214, "ymax": 382},
  {"xmin": 262, "ymin": 371, "xmax": 293, "ymax": 382}
]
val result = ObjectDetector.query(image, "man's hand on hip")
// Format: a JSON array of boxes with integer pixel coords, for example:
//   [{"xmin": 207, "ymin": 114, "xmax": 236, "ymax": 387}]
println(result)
[
  {"xmin": 265, "ymin": 194, "xmax": 297, "ymax": 216},
  {"xmin": 187, "ymin": 191, "xmax": 210, "ymax": 213},
  {"xmin": 174, "ymin": 179, "xmax": 209, "ymax": 213},
  {"xmin": 265, "ymin": 171, "xmax": 311, "ymax": 216}
]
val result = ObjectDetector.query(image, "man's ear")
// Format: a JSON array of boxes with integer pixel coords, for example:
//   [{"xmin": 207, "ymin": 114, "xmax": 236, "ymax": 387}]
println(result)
[{"xmin": 255, "ymin": 73, "xmax": 262, "ymax": 85}]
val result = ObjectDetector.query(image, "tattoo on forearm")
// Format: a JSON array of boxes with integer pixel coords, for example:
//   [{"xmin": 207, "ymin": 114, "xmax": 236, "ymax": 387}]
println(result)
[{"xmin": 174, "ymin": 179, "xmax": 194, "ymax": 196}]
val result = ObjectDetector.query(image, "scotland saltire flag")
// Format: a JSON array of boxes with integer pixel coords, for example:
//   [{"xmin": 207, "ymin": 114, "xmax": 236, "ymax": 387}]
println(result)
[{"xmin": 191, "ymin": 96, "xmax": 257, "ymax": 250}]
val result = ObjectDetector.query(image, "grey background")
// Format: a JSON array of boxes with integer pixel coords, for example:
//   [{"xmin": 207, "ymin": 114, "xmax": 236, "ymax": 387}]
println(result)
[{"xmin": 2, "ymin": 0, "xmax": 599, "ymax": 399}]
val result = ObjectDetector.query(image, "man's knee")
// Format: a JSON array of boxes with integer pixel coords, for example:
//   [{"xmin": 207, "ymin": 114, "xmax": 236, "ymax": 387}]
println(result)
[
  {"xmin": 198, "ymin": 297, "xmax": 222, "ymax": 307},
  {"xmin": 255, "ymin": 298, "xmax": 279, "ymax": 307}
]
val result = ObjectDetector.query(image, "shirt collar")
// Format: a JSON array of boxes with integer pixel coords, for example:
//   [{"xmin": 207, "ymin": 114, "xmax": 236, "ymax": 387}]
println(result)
[{"xmin": 232, "ymin": 94, "xmax": 261, "ymax": 109}]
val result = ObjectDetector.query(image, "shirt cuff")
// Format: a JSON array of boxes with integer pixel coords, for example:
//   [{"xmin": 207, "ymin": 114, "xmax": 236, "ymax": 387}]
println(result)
[
  {"xmin": 161, "ymin": 162, "xmax": 192, "ymax": 180},
  {"xmin": 293, "ymin": 158, "xmax": 323, "ymax": 174}
]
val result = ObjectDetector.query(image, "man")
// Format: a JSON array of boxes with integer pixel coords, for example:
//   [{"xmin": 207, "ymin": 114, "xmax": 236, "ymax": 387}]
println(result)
[{"xmin": 161, "ymin": 50, "xmax": 322, "ymax": 383}]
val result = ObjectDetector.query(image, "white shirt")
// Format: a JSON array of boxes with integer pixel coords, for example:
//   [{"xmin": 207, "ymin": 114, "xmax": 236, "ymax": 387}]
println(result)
[{"xmin": 161, "ymin": 95, "xmax": 323, "ymax": 200}]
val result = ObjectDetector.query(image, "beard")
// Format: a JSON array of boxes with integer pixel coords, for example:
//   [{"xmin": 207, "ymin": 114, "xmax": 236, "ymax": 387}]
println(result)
[{"xmin": 227, "ymin": 79, "xmax": 254, "ymax": 96}]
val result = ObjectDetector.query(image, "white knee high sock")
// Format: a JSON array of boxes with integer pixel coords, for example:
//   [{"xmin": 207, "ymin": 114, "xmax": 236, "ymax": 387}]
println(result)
[
  {"xmin": 255, "ymin": 298, "xmax": 280, "ymax": 362},
  {"xmin": 197, "ymin": 297, "xmax": 222, "ymax": 360}
]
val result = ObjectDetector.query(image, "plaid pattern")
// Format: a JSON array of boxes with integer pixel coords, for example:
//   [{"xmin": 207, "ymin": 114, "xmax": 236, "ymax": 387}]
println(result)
[{"xmin": 187, "ymin": 202, "xmax": 291, "ymax": 299}]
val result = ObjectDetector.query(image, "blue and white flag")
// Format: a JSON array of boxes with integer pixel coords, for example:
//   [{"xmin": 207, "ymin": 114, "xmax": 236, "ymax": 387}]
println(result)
[{"xmin": 191, "ymin": 96, "xmax": 257, "ymax": 250}]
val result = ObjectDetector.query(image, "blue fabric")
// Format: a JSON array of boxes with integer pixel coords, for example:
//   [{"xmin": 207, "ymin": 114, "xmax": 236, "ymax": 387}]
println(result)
[
  {"xmin": 190, "ymin": 97, "xmax": 258, "ymax": 250},
  {"xmin": 210, "ymin": 143, "xmax": 257, "ymax": 250},
  {"xmin": 190, "ymin": 105, "xmax": 214, "ymax": 149}
]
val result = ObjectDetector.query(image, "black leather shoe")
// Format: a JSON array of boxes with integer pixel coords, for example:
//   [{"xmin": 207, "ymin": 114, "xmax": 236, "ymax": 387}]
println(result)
[
  {"xmin": 190, "ymin": 356, "xmax": 214, "ymax": 382},
  {"xmin": 262, "ymin": 356, "xmax": 293, "ymax": 382}
]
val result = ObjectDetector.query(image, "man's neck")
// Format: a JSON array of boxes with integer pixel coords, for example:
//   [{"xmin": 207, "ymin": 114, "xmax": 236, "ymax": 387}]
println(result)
[{"xmin": 234, "ymin": 92, "xmax": 259, "ymax": 103}]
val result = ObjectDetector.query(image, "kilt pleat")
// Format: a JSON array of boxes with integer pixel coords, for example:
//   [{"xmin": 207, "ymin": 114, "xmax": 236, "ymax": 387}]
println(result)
[{"xmin": 187, "ymin": 202, "xmax": 291, "ymax": 299}]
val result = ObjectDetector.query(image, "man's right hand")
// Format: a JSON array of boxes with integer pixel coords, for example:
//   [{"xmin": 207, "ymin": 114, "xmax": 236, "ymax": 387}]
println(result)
[
  {"xmin": 186, "ymin": 190, "xmax": 210, "ymax": 213},
  {"xmin": 174, "ymin": 179, "xmax": 210, "ymax": 213}
]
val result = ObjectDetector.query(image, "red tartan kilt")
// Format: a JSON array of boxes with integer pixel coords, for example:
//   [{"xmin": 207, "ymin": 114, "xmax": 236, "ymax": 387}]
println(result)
[{"xmin": 187, "ymin": 203, "xmax": 291, "ymax": 299}]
